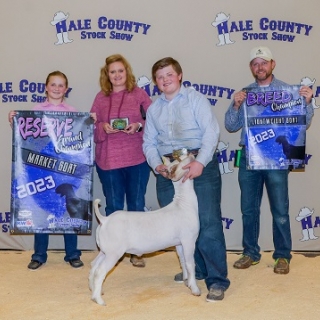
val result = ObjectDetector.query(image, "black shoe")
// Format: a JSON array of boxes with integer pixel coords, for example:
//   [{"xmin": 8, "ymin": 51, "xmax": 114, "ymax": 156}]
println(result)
[
  {"xmin": 28, "ymin": 260, "xmax": 43, "ymax": 271},
  {"xmin": 174, "ymin": 271, "xmax": 204, "ymax": 283},
  {"xmin": 174, "ymin": 272, "xmax": 188, "ymax": 287},
  {"xmin": 174, "ymin": 272, "xmax": 185, "ymax": 283},
  {"xmin": 69, "ymin": 258, "xmax": 84, "ymax": 268}
]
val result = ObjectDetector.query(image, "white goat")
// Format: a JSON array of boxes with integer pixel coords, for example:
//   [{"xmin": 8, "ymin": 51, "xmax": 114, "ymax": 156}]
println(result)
[{"xmin": 89, "ymin": 154, "xmax": 200, "ymax": 306}]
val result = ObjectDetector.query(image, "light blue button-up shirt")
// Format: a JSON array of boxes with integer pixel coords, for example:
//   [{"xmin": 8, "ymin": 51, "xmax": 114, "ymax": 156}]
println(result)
[{"xmin": 143, "ymin": 86, "xmax": 220, "ymax": 172}]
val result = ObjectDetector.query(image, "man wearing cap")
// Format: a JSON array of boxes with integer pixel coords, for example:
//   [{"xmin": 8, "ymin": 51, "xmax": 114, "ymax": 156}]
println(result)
[{"xmin": 224, "ymin": 46, "xmax": 314, "ymax": 274}]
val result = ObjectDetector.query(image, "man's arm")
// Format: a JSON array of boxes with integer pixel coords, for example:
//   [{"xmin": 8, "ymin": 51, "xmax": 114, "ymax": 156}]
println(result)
[{"xmin": 224, "ymin": 90, "xmax": 246, "ymax": 133}]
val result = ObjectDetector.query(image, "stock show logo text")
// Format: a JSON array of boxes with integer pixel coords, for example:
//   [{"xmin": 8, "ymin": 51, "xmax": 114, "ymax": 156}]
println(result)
[
  {"xmin": 211, "ymin": 13, "xmax": 313, "ymax": 45},
  {"xmin": 0, "ymin": 79, "xmax": 72, "ymax": 104},
  {"xmin": 50, "ymin": 11, "xmax": 151, "ymax": 45},
  {"xmin": 0, "ymin": 212, "xmax": 10, "ymax": 233},
  {"xmin": 1, "ymin": 78, "xmax": 234, "ymax": 107}
]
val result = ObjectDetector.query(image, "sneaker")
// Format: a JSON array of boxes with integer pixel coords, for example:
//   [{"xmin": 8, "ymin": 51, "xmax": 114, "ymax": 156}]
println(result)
[
  {"xmin": 173, "ymin": 272, "xmax": 189, "ymax": 287},
  {"xmin": 174, "ymin": 272, "xmax": 204, "ymax": 283},
  {"xmin": 274, "ymin": 258, "xmax": 289, "ymax": 274},
  {"xmin": 174, "ymin": 272, "xmax": 185, "ymax": 283},
  {"xmin": 206, "ymin": 287, "xmax": 224, "ymax": 302},
  {"xmin": 69, "ymin": 259, "xmax": 84, "ymax": 269},
  {"xmin": 28, "ymin": 260, "xmax": 43, "ymax": 271},
  {"xmin": 233, "ymin": 255, "xmax": 260, "ymax": 269},
  {"xmin": 130, "ymin": 255, "xmax": 145, "ymax": 268}
]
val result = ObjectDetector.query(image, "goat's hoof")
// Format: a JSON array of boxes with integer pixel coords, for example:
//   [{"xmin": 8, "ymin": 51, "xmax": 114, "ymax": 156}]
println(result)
[
  {"xmin": 92, "ymin": 296, "xmax": 106, "ymax": 306},
  {"xmin": 191, "ymin": 287, "xmax": 201, "ymax": 296}
]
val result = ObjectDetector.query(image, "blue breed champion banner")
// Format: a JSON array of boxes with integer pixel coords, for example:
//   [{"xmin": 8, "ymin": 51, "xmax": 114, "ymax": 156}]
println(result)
[
  {"xmin": 244, "ymin": 85, "xmax": 306, "ymax": 170},
  {"xmin": 10, "ymin": 111, "xmax": 94, "ymax": 234}
]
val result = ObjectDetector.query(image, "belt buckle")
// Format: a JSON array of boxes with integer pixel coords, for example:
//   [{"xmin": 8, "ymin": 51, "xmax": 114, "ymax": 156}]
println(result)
[{"xmin": 172, "ymin": 148, "xmax": 188, "ymax": 162}]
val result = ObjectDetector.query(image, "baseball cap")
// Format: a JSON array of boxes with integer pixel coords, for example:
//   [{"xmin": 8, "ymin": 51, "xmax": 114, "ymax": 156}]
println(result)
[{"xmin": 249, "ymin": 46, "xmax": 273, "ymax": 62}]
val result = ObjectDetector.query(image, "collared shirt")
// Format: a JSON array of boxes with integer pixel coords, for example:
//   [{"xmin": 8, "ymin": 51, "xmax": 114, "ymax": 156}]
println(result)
[
  {"xmin": 32, "ymin": 100, "xmax": 77, "ymax": 112},
  {"xmin": 224, "ymin": 76, "xmax": 314, "ymax": 146},
  {"xmin": 143, "ymin": 86, "xmax": 220, "ymax": 172}
]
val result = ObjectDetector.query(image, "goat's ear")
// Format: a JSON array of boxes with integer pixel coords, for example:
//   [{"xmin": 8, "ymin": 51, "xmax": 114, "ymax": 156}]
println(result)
[{"xmin": 162, "ymin": 156, "xmax": 171, "ymax": 166}]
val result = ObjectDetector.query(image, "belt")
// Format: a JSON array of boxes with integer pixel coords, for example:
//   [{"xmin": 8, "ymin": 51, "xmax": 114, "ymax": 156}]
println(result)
[{"xmin": 163, "ymin": 148, "xmax": 200, "ymax": 162}]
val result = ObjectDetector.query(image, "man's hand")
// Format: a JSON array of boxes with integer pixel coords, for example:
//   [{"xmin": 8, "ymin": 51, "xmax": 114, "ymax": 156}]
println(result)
[
  {"xmin": 233, "ymin": 90, "xmax": 247, "ymax": 110},
  {"xmin": 182, "ymin": 161, "xmax": 204, "ymax": 182},
  {"xmin": 299, "ymin": 85, "xmax": 313, "ymax": 105},
  {"xmin": 156, "ymin": 164, "xmax": 169, "ymax": 178}
]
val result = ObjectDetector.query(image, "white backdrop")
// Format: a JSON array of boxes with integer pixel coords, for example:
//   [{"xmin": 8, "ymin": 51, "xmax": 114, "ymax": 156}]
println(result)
[{"xmin": 1, "ymin": 0, "xmax": 320, "ymax": 252}]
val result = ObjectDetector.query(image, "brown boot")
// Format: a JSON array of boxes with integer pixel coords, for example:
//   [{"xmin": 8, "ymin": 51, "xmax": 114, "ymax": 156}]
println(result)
[{"xmin": 130, "ymin": 255, "xmax": 145, "ymax": 268}]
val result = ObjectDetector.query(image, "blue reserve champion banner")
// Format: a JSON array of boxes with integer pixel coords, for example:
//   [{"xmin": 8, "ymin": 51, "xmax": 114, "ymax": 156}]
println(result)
[
  {"xmin": 10, "ymin": 111, "xmax": 94, "ymax": 235},
  {"xmin": 244, "ymin": 85, "xmax": 306, "ymax": 170}
]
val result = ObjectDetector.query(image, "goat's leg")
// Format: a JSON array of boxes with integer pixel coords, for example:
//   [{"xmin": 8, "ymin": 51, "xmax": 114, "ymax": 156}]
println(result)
[
  {"xmin": 91, "ymin": 253, "xmax": 121, "ymax": 306},
  {"xmin": 89, "ymin": 251, "xmax": 105, "ymax": 291},
  {"xmin": 181, "ymin": 241, "xmax": 201, "ymax": 296},
  {"xmin": 175, "ymin": 245, "xmax": 188, "ymax": 286}
]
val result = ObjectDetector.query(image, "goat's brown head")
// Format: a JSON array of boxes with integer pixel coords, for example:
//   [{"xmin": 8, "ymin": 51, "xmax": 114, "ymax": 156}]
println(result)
[{"xmin": 161, "ymin": 154, "xmax": 195, "ymax": 181}]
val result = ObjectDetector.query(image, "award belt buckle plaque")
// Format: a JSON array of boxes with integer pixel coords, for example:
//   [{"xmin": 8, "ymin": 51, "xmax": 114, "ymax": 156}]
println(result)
[{"xmin": 110, "ymin": 118, "xmax": 129, "ymax": 130}]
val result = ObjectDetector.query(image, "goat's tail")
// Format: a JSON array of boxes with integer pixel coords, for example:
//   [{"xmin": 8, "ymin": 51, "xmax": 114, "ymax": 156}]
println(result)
[{"xmin": 93, "ymin": 199, "xmax": 105, "ymax": 223}]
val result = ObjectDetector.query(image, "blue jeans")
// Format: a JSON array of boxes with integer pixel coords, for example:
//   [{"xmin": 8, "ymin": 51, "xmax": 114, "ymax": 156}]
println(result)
[
  {"xmin": 96, "ymin": 161, "xmax": 150, "ymax": 216},
  {"xmin": 31, "ymin": 233, "xmax": 81, "ymax": 263},
  {"xmin": 157, "ymin": 155, "xmax": 230, "ymax": 291},
  {"xmin": 238, "ymin": 148, "xmax": 292, "ymax": 261}
]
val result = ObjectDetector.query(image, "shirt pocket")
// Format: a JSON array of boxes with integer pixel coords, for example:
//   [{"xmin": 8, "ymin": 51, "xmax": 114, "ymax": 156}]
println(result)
[{"xmin": 174, "ymin": 105, "xmax": 197, "ymax": 133}]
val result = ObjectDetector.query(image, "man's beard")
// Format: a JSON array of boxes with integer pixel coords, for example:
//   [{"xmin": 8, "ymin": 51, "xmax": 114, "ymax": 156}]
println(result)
[{"xmin": 254, "ymin": 70, "xmax": 272, "ymax": 82}]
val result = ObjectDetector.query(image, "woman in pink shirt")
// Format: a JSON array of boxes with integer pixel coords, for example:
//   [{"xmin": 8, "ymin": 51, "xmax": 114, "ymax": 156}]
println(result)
[
  {"xmin": 9, "ymin": 71, "xmax": 83, "ymax": 271},
  {"xmin": 90, "ymin": 54, "xmax": 152, "ymax": 268}
]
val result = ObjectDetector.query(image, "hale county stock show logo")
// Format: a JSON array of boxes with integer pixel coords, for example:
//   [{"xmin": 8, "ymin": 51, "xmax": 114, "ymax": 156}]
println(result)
[
  {"xmin": 51, "ymin": 10, "xmax": 314, "ymax": 46},
  {"xmin": 50, "ymin": 11, "xmax": 151, "ymax": 45},
  {"xmin": 211, "ymin": 12, "xmax": 313, "ymax": 46}
]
